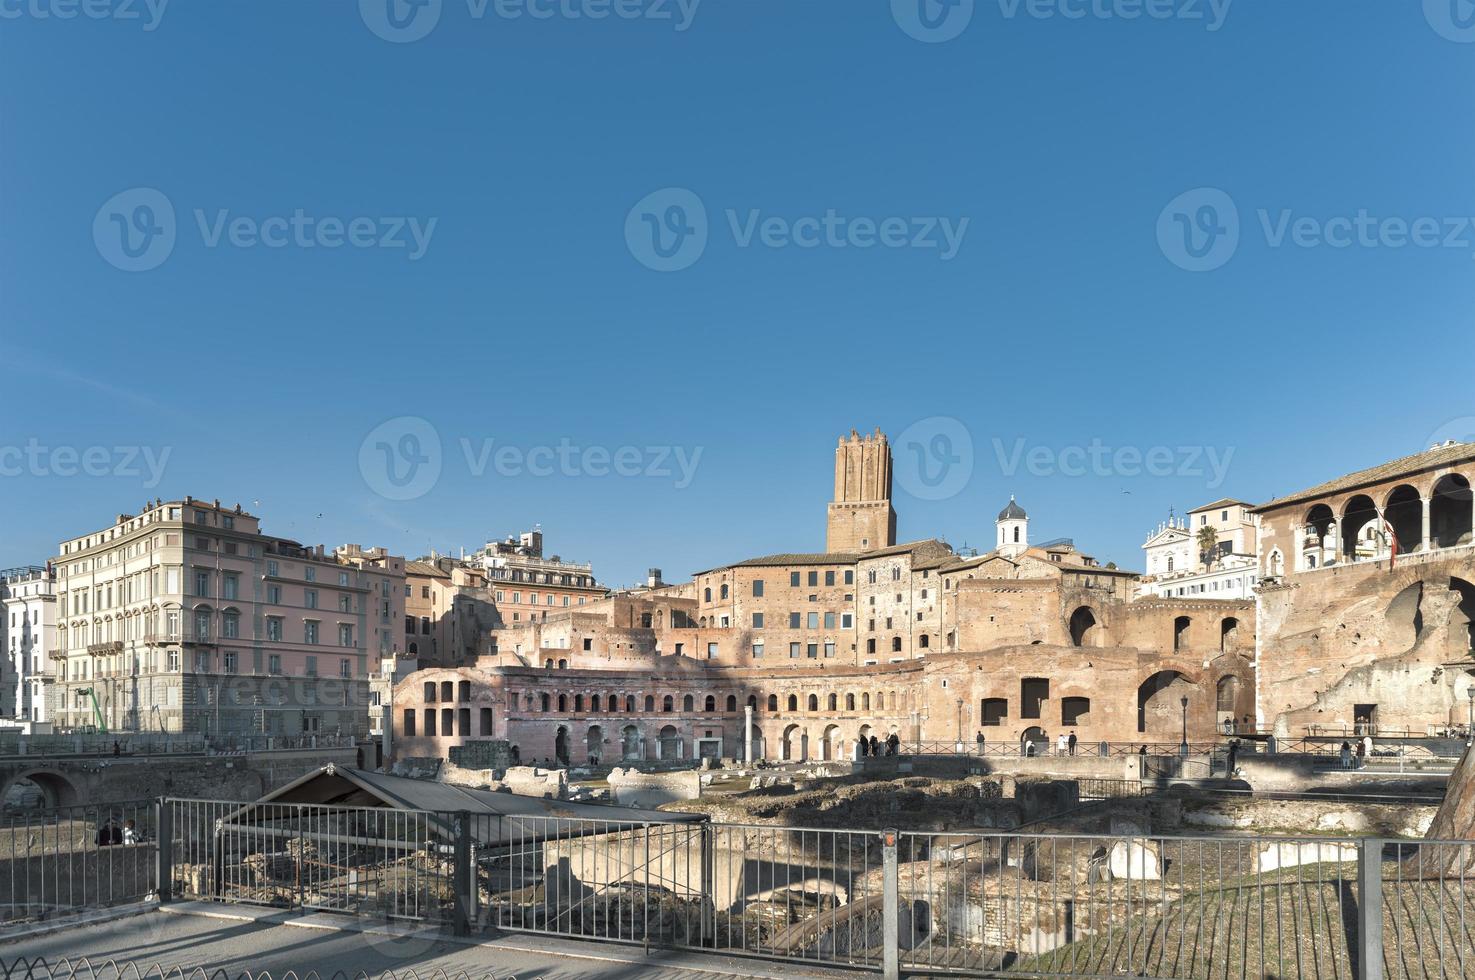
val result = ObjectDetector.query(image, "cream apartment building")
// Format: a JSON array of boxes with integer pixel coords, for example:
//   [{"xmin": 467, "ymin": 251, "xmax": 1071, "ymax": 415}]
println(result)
[{"xmin": 52, "ymin": 497, "xmax": 405, "ymax": 735}]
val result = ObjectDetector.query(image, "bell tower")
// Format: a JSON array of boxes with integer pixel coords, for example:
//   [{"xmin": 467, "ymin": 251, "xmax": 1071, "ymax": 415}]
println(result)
[{"xmin": 826, "ymin": 428, "xmax": 897, "ymax": 552}]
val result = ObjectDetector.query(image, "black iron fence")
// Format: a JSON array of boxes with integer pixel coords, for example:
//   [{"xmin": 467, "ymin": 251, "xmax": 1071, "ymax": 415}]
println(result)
[{"xmin": 4, "ymin": 796, "xmax": 1474, "ymax": 979}]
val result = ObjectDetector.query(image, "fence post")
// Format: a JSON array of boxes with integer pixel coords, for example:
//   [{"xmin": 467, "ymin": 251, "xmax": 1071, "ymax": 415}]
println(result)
[
  {"xmin": 699, "ymin": 821, "xmax": 715, "ymax": 948},
  {"xmin": 1357, "ymin": 837, "xmax": 1384, "ymax": 980},
  {"xmin": 453, "ymin": 810, "xmax": 472, "ymax": 936},
  {"xmin": 155, "ymin": 797, "xmax": 173, "ymax": 903},
  {"xmin": 882, "ymin": 829, "xmax": 899, "ymax": 980}
]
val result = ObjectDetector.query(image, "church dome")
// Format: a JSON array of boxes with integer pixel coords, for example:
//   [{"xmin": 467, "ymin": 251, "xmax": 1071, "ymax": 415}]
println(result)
[{"xmin": 998, "ymin": 497, "xmax": 1027, "ymax": 522}]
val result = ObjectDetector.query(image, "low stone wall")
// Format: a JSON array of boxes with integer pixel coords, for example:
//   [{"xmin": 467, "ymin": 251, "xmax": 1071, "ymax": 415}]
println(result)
[{"xmin": 607, "ymin": 768, "xmax": 701, "ymax": 808}]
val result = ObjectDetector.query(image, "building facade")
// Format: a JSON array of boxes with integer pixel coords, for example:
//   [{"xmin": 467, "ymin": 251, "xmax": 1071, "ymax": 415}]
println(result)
[
  {"xmin": 51, "ymin": 498, "xmax": 405, "ymax": 735},
  {"xmin": 1253, "ymin": 440, "xmax": 1475, "ymax": 736},
  {"xmin": 1139, "ymin": 500, "xmax": 1261, "ymax": 600},
  {"xmin": 390, "ymin": 428, "xmax": 1256, "ymax": 765},
  {"xmin": 1, "ymin": 566, "xmax": 58, "ymax": 723}
]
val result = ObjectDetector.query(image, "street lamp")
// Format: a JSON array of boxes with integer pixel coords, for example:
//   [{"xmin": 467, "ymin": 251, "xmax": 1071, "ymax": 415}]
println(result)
[{"xmin": 1180, "ymin": 696, "xmax": 1190, "ymax": 758}]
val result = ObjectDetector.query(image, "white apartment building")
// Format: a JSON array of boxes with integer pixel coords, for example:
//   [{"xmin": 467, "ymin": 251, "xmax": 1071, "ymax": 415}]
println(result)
[
  {"xmin": 1, "ymin": 566, "xmax": 58, "ymax": 723},
  {"xmin": 1139, "ymin": 499, "xmax": 1261, "ymax": 600},
  {"xmin": 52, "ymin": 497, "xmax": 405, "ymax": 735}
]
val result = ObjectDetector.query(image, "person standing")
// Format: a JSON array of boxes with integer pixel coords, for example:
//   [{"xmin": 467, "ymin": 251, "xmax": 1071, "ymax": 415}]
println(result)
[
  {"xmin": 1340, "ymin": 741, "xmax": 1352, "ymax": 769},
  {"xmin": 1067, "ymin": 731, "xmax": 1078, "ymax": 756},
  {"xmin": 1056, "ymin": 732, "xmax": 1068, "ymax": 756},
  {"xmin": 1226, "ymin": 739, "xmax": 1239, "ymax": 774},
  {"xmin": 975, "ymin": 730, "xmax": 985, "ymax": 756},
  {"xmin": 868, "ymin": 735, "xmax": 880, "ymax": 758}
]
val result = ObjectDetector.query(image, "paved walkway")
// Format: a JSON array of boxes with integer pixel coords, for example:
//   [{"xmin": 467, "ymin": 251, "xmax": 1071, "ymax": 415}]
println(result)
[{"xmin": 0, "ymin": 905, "xmax": 867, "ymax": 980}]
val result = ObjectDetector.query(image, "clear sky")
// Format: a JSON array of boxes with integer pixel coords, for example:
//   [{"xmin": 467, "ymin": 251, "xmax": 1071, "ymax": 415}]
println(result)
[{"xmin": 3, "ymin": 0, "xmax": 1474, "ymax": 585}]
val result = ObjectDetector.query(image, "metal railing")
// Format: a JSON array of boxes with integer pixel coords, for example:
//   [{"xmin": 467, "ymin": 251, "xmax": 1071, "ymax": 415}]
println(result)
[
  {"xmin": 0, "ymin": 960, "xmax": 521, "ymax": 980},
  {"xmin": 0, "ymin": 799, "xmax": 157, "ymax": 924},
  {"xmin": 7, "ymin": 796, "xmax": 1475, "ymax": 978},
  {"xmin": 166, "ymin": 799, "xmax": 455, "ymax": 921},
  {"xmin": 0, "ymin": 734, "xmax": 206, "ymax": 758}
]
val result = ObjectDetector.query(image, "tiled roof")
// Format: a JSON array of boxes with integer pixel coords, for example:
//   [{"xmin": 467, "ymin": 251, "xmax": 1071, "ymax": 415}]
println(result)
[
  {"xmin": 1251, "ymin": 441, "xmax": 1475, "ymax": 513},
  {"xmin": 1190, "ymin": 497, "xmax": 1253, "ymax": 513},
  {"xmin": 405, "ymin": 560, "xmax": 451, "ymax": 578},
  {"xmin": 694, "ymin": 539, "xmax": 953, "ymax": 575}
]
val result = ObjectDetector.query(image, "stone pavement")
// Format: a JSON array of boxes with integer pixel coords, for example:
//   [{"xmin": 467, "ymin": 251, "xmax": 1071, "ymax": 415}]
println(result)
[{"xmin": 0, "ymin": 904, "xmax": 867, "ymax": 980}]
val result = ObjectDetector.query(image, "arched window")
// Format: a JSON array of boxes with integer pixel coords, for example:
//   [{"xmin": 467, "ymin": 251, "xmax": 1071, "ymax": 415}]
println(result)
[
  {"xmin": 625, "ymin": 694, "xmax": 636, "ymax": 712},
  {"xmin": 573, "ymin": 694, "xmax": 584, "ymax": 713},
  {"xmin": 662, "ymin": 695, "xmax": 674, "ymax": 713},
  {"xmin": 827, "ymin": 693, "xmax": 838, "ymax": 711},
  {"xmin": 704, "ymin": 695, "xmax": 716, "ymax": 712},
  {"xmin": 540, "ymin": 693, "xmax": 550, "ymax": 712},
  {"xmin": 846, "ymin": 693, "xmax": 855, "ymax": 711},
  {"xmin": 590, "ymin": 694, "xmax": 601, "ymax": 712},
  {"xmin": 704, "ymin": 587, "xmax": 712, "ymax": 602},
  {"xmin": 557, "ymin": 694, "xmax": 567, "ymax": 712},
  {"xmin": 891, "ymin": 637, "xmax": 902, "ymax": 652},
  {"xmin": 683, "ymin": 694, "xmax": 694, "ymax": 712},
  {"xmin": 644, "ymin": 695, "xmax": 655, "ymax": 712},
  {"xmin": 862, "ymin": 693, "xmax": 871, "ymax": 711},
  {"xmin": 808, "ymin": 694, "xmax": 819, "ymax": 711},
  {"xmin": 720, "ymin": 584, "xmax": 728, "ymax": 599},
  {"xmin": 919, "ymin": 635, "xmax": 930, "ymax": 648},
  {"xmin": 726, "ymin": 694, "xmax": 738, "ymax": 712},
  {"xmin": 768, "ymin": 694, "xmax": 779, "ymax": 711},
  {"xmin": 787, "ymin": 694, "xmax": 798, "ymax": 712}
]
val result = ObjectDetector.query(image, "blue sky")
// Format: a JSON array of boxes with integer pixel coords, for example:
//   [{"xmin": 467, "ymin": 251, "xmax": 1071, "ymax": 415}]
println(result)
[{"xmin": 2, "ymin": 0, "xmax": 1474, "ymax": 584}]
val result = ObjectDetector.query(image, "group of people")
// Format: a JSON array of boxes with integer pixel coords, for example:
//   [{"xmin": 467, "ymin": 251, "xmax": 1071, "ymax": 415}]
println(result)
[
  {"xmin": 95, "ymin": 817, "xmax": 144, "ymax": 847},
  {"xmin": 994, "ymin": 730, "xmax": 1080, "ymax": 757},
  {"xmin": 856, "ymin": 732, "xmax": 901, "ymax": 757},
  {"xmin": 1339, "ymin": 735, "xmax": 1375, "ymax": 769}
]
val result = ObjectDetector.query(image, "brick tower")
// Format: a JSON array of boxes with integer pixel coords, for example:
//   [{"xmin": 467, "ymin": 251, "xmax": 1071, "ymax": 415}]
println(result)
[{"xmin": 826, "ymin": 428, "xmax": 897, "ymax": 552}]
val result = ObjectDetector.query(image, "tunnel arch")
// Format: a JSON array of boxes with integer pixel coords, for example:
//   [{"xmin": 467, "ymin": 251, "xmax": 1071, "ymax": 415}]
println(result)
[
  {"xmin": 1, "ymin": 769, "xmax": 83, "ymax": 810},
  {"xmin": 1068, "ymin": 606, "xmax": 1099, "ymax": 647}
]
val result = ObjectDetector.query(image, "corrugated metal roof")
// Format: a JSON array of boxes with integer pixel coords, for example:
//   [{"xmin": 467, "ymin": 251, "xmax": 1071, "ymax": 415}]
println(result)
[{"xmin": 219, "ymin": 766, "xmax": 704, "ymax": 846}]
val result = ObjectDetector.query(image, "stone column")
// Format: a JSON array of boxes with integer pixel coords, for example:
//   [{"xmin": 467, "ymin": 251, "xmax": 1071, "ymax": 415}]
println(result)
[
  {"xmin": 1329, "ymin": 520, "xmax": 1341, "ymax": 565},
  {"xmin": 1422, "ymin": 496, "xmax": 1433, "ymax": 552},
  {"xmin": 744, "ymin": 705, "xmax": 753, "ymax": 763}
]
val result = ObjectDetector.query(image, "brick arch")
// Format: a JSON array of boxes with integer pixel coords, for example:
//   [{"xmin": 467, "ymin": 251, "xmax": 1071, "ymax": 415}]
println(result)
[{"xmin": 0, "ymin": 768, "xmax": 82, "ymax": 809}]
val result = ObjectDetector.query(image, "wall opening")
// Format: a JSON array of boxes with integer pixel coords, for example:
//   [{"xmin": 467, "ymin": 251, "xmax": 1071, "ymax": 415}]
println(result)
[
  {"xmin": 980, "ymin": 698, "xmax": 1007, "ymax": 727},
  {"xmin": 1432, "ymin": 474, "xmax": 1473, "ymax": 549},
  {"xmin": 1061, "ymin": 696, "xmax": 1090, "ymax": 727},
  {"xmin": 1173, "ymin": 616, "xmax": 1191, "ymax": 652},
  {"xmin": 1068, "ymin": 607, "xmax": 1097, "ymax": 647},
  {"xmin": 1020, "ymin": 678, "xmax": 1049, "ymax": 719}
]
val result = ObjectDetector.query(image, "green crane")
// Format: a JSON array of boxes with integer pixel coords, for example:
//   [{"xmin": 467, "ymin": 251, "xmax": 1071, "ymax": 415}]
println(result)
[{"xmin": 77, "ymin": 687, "xmax": 107, "ymax": 734}]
